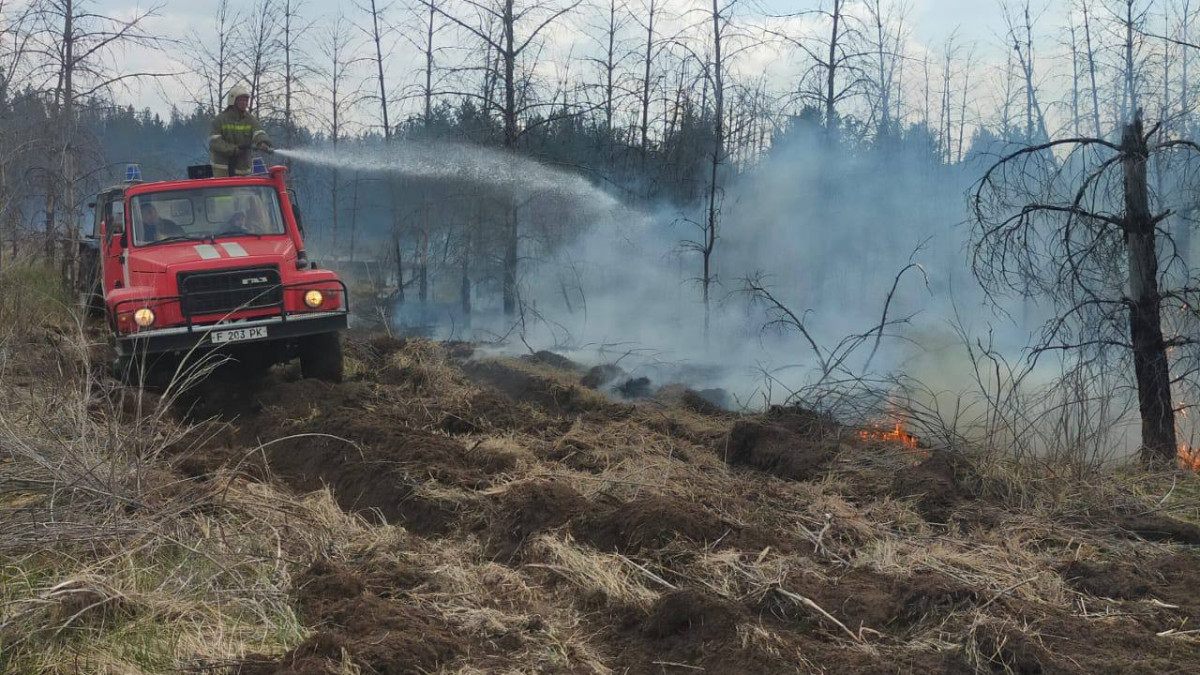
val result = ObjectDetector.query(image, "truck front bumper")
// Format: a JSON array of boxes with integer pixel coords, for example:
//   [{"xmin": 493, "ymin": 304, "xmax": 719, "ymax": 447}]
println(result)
[{"xmin": 116, "ymin": 311, "xmax": 348, "ymax": 356}]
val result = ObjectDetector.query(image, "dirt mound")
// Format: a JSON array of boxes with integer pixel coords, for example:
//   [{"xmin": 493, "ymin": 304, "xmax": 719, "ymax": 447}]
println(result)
[
  {"xmin": 655, "ymin": 384, "xmax": 730, "ymax": 416},
  {"xmin": 724, "ymin": 407, "xmax": 840, "ymax": 480},
  {"xmin": 179, "ymin": 377, "xmax": 373, "ymax": 423},
  {"xmin": 292, "ymin": 560, "xmax": 367, "ymax": 619},
  {"xmin": 759, "ymin": 568, "xmax": 976, "ymax": 637},
  {"xmin": 240, "ymin": 595, "xmax": 459, "ymax": 675},
  {"xmin": 643, "ymin": 589, "xmax": 741, "ymax": 640},
  {"xmin": 602, "ymin": 591, "xmax": 765, "ymax": 673},
  {"xmin": 337, "ymin": 333, "xmax": 408, "ymax": 374},
  {"xmin": 1063, "ymin": 552, "xmax": 1200, "ymax": 608},
  {"xmin": 890, "ymin": 451, "xmax": 976, "ymax": 522},
  {"xmin": 606, "ymin": 588, "xmax": 961, "ymax": 674},
  {"xmin": 581, "ymin": 364, "xmax": 625, "ymax": 389},
  {"xmin": 616, "ymin": 376, "xmax": 654, "ymax": 399},
  {"xmin": 483, "ymin": 481, "xmax": 588, "ymax": 561},
  {"xmin": 468, "ymin": 360, "xmax": 615, "ymax": 417},
  {"xmin": 573, "ymin": 495, "xmax": 731, "ymax": 554},
  {"xmin": 894, "ymin": 571, "xmax": 979, "ymax": 626},
  {"xmin": 180, "ymin": 395, "xmax": 506, "ymax": 534},
  {"xmin": 240, "ymin": 556, "xmax": 454, "ymax": 674},
  {"xmin": 970, "ymin": 622, "xmax": 1053, "ymax": 675},
  {"xmin": 293, "ymin": 559, "xmax": 428, "ymax": 619},
  {"xmin": 1116, "ymin": 513, "xmax": 1200, "ymax": 545},
  {"xmin": 438, "ymin": 389, "xmax": 543, "ymax": 435},
  {"xmin": 520, "ymin": 350, "xmax": 580, "ymax": 371},
  {"xmin": 266, "ymin": 414, "xmax": 510, "ymax": 484},
  {"xmin": 367, "ymin": 334, "xmax": 408, "ymax": 357},
  {"xmin": 246, "ymin": 422, "xmax": 499, "ymax": 533}
]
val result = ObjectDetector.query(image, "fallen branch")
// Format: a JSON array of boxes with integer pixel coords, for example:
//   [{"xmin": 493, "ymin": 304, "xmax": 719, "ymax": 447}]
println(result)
[
  {"xmin": 618, "ymin": 555, "xmax": 677, "ymax": 590},
  {"xmin": 772, "ymin": 587, "xmax": 864, "ymax": 643}
]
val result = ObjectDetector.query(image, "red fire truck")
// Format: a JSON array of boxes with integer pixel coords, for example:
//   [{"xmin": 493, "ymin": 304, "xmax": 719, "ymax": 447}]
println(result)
[{"xmin": 80, "ymin": 163, "xmax": 348, "ymax": 382}]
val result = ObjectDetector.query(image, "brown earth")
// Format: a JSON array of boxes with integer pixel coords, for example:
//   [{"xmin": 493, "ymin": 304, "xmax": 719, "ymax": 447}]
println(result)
[
  {"xmin": 724, "ymin": 406, "xmax": 841, "ymax": 480},
  {"xmin": 890, "ymin": 450, "xmax": 977, "ymax": 522},
  {"xmin": 572, "ymin": 494, "xmax": 733, "ymax": 554},
  {"xmin": 139, "ymin": 334, "xmax": 1200, "ymax": 674}
]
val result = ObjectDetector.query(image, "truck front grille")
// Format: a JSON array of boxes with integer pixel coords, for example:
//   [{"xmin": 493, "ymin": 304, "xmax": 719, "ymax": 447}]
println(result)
[{"xmin": 178, "ymin": 266, "xmax": 282, "ymax": 317}]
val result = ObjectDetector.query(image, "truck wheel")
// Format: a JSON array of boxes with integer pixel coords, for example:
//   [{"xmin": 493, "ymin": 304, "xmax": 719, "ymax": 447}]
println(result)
[{"xmin": 299, "ymin": 332, "xmax": 343, "ymax": 383}]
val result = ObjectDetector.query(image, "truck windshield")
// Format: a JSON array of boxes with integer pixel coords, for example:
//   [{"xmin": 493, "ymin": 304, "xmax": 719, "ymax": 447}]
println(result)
[{"xmin": 130, "ymin": 185, "xmax": 286, "ymax": 246}]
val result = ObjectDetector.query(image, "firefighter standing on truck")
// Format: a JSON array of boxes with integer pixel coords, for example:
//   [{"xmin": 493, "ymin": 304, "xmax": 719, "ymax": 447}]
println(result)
[{"xmin": 209, "ymin": 85, "xmax": 271, "ymax": 177}]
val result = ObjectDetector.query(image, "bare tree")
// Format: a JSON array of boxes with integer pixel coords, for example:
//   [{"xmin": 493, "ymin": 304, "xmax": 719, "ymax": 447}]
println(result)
[
  {"xmin": 862, "ymin": 0, "xmax": 908, "ymax": 144},
  {"xmin": 280, "ymin": 0, "xmax": 315, "ymax": 147},
  {"xmin": 317, "ymin": 14, "xmax": 363, "ymax": 251},
  {"xmin": 1081, "ymin": 0, "xmax": 1104, "ymax": 136},
  {"xmin": 633, "ymin": 0, "xmax": 666, "ymax": 167},
  {"xmin": 183, "ymin": 0, "xmax": 239, "ymax": 113},
  {"xmin": 701, "ymin": 0, "xmax": 727, "ymax": 337},
  {"xmin": 28, "ymin": 0, "xmax": 168, "ymax": 283},
  {"xmin": 1068, "ymin": 6, "xmax": 1084, "ymax": 135},
  {"xmin": 240, "ymin": 0, "xmax": 282, "ymax": 115},
  {"xmin": 939, "ymin": 32, "xmax": 959, "ymax": 162},
  {"xmin": 774, "ymin": 0, "xmax": 862, "ymax": 138},
  {"xmin": 585, "ymin": 0, "xmax": 631, "ymax": 147},
  {"xmin": 1110, "ymin": 0, "xmax": 1152, "ymax": 124},
  {"xmin": 1000, "ymin": 0, "xmax": 1049, "ymax": 144},
  {"xmin": 0, "ymin": 0, "xmax": 37, "ymax": 268},
  {"xmin": 971, "ymin": 111, "xmax": 1200, "ymax": 464},
  {"xmin": 435, "ymin": 0, "xmax": 581, "ymax": 316},
  {"xmin": 358, "ymin": 0, "xmax": 397, "ymax": 142},
  {"xmin": 1181, "ymin": 0, "xmax": 1192, "ymax": 125},
  {"xmin": 401, "ymin": 0, "xmax": 451, "ymax": 129}
]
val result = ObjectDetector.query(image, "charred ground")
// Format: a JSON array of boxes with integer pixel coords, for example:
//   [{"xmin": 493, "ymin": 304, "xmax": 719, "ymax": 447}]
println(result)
[
  {"xmin": 165, "ymin": 333, "xmax": 1200, "ymax": 674},
  {"xmin": 6, "ymin": 328, "xmax": 1200, "ymax": 674}
]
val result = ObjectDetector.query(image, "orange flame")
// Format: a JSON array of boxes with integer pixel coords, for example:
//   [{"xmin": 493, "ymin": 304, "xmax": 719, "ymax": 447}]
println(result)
[
  {"xmin": 1179, "ymin": 444, "xmax": 1200, "ymax": 471},
  {"xmin": 858, "ymin": 422, "xmax": 919, "ymax": 449}
]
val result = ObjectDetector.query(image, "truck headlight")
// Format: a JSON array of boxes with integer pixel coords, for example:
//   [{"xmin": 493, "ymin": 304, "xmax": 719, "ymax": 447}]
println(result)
[
  {"xmin": 304, "ymin": 290, "xmax": 324, "ymax": 308},
  {"xmin": 133, "ymin": 308, "xmax": 155, "ymax": 328}
]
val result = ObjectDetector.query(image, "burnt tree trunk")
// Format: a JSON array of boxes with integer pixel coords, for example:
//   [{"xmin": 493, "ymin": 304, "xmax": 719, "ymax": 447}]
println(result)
[
  {"xmin": 460, "ymin": 222, "xmax": 471, "ymax": 320},
  {"xmin": 503, "ymin": 203, "xmax": 517, "ymax": 316},
  {"xmin": 1122, "ymin": 114, "xmax": 1177, "ymax": 465},
  {"xmin": 418, "ymin": 228, "xmax": 429, "ymax": 305},
  {"xmin": 501, "ymin": 0, "xmax": 519, "ymax": 318},
  {"xmin": 395, "ymin": 236, "xmax": 405, "ymax": 306}
]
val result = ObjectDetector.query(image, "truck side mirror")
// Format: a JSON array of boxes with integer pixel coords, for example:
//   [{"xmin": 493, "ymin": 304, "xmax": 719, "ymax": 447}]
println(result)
[
  {"xmin": 109, "ymin": 203, "xmax": 126, "ymax": 244},
  {"xmin": 287, "ymin": 189, "xmax": 305, "ymax": 236},
  {"xmin": 292, "ymin": 204, "xmax": 304, "ymax": 236}
]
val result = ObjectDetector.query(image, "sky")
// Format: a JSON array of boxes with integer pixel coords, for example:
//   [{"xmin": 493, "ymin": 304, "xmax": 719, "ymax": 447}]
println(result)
[{"xmin": 92, "ymin": 0, "xmax": 1074, "ymax": 125}]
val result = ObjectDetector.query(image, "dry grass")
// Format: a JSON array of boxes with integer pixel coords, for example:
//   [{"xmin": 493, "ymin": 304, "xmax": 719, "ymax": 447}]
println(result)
[
  {"xmin": 5, "ymin": 292, "xmax": 1200, "ymax": 673},
  {"xmin": 0, "ymin": 314, "xmax": 349, "ymax": 673}
]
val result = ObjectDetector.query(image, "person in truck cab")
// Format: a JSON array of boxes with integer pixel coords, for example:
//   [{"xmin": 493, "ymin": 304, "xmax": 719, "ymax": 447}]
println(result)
[
  {"xmin": 139, "ymin": 202, "xmax": 183, "ymax": 242},
  {"xmin": 240, "ymin": 197, "xmax": 272, "ymax": 234},
  {"xmin": 209, "ymin": 85, "xmax": 272, "ymax": 177}
]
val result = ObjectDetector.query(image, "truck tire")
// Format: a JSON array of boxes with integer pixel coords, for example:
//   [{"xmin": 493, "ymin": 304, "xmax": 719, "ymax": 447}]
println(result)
[{"xmin": 299, "ymin": 332, "xmax": 343, "ymax": 383}]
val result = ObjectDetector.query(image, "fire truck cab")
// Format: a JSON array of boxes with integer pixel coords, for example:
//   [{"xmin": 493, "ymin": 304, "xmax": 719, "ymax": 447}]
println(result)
[{"xmin": 81, "ymin": 163, "xmax": 348, "ymax": 382}]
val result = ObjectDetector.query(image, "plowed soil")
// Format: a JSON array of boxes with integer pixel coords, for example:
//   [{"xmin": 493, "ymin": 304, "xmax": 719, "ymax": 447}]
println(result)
[{"xmin": 152, "ymin": 335, "xmax": 1200, "ymax": 674}]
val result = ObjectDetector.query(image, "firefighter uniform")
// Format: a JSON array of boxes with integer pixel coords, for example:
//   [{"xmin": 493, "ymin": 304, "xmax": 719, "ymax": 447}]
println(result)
[{"xmin": 209, "ymin": 86, "xmax": 271, "ymax": 177}]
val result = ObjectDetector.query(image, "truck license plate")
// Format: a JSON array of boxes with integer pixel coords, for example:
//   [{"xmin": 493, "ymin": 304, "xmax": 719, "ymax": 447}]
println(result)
[{"xmin": 210, "ymin": 326, "xmax": 267, "ymax": 344}]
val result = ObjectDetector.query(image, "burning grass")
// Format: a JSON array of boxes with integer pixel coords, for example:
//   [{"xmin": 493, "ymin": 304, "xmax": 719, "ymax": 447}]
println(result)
[{"xmin": 858, "ymin": 421, "xmax": 920, "ymax": 450}]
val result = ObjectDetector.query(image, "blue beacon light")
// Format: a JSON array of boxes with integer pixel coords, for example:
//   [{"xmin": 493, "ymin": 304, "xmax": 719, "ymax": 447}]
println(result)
[
  {"xmin": 124, "ymin": 163, "xmax": 142, "ymax": 183},
  {"xmin": 251, "ymin": 157, "xmax": 268, "ymax": 175}
]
